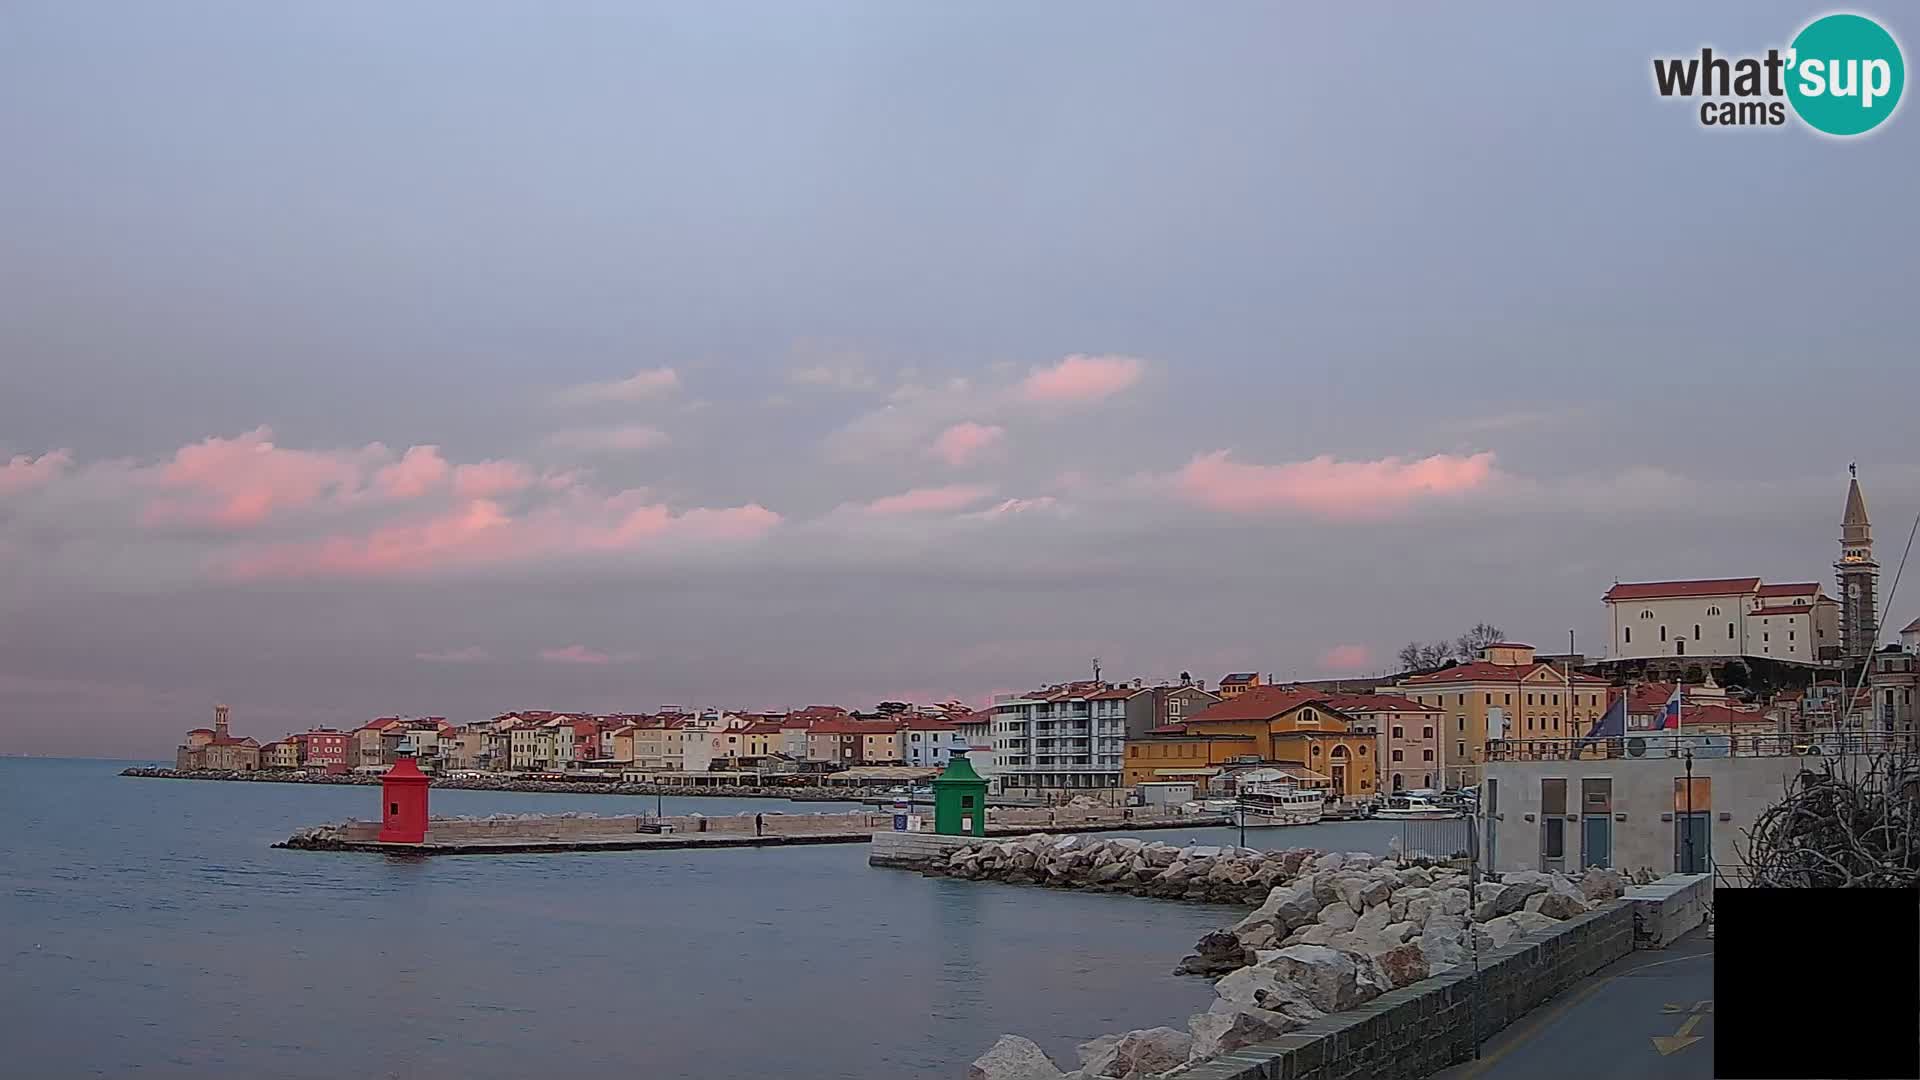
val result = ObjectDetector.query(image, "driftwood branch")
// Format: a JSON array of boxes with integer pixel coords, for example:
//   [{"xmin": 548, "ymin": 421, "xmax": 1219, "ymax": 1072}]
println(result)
[{"xmin": 1737, "ymin": 750, "xmax": 1920, "ymax": 888}]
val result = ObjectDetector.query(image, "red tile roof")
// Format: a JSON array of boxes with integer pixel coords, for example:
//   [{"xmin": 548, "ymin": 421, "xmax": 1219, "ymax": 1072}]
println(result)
[
  {"xmin": 740, "ymin": 722, "xmax": 784, "ymax": 735},
  {"xmin": 808, "ymin": 719, "xmax": 902, "ymax": 736},
  {"xmin": 1756, "ymin": 582, "xmax": 1820, "ymax": 597},
  {"xmin": 1087, "ymin": 688, "xmax": 1143, "ymax": 701},
  {"xmin": 1185, "ymin": 686, "xmax": 1329, "ymax": 722},
  {"xmin": 1321, "ymin": 692, "xmax": 1439, "ymax": 714},
  {"xmin": 1604, "ymin": 577, "xmax": 1761, "ymax": 601},
  {"xmin": 899, "ymin": 716, "xmax": 961, "ymax": 731},
  {"xmin": 1670, "ymin": 703, "xmax": 1772, "ymax": 728},
  {"xmin": 1486, "ymin": 642, "xmax": 1533, "ymax": 649},
  {"xmin": 1403, "ymin": 661, "xmax": 1609, "ymax": 686}
]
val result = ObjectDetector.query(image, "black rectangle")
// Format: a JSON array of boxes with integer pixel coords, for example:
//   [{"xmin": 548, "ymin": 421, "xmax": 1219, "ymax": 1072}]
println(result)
[{"xmin": 1716, "ymin": 888, "xmax": 1919, "ymax": 1079}]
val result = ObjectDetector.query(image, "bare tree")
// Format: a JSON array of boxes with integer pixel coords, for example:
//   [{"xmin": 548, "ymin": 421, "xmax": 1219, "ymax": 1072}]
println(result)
[
  {"xmin": 1739, "ymin": 749, "xmax": 1918, "ymax": 888},
  {"xmin": 1454, "ymin": 622, "xmax": 1506, "ymax": 660},
  {"xmin": 1397, "ymin": 641, "xmax": 1456, "ymax": 672}
]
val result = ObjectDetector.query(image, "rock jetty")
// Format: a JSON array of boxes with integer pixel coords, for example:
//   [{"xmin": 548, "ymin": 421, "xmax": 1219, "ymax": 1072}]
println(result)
[{"xmin": 964, "ymin": 846, "xmax": 1636, "ymax": 1079}]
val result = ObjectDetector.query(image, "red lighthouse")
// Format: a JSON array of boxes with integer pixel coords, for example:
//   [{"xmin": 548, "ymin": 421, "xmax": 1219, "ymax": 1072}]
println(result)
[{"xmin": 377, "ymin": 753, "xmax": 430, "ymax": 844}]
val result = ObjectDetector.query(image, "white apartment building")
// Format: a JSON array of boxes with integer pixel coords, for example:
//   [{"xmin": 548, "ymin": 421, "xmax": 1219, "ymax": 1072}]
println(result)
[
  {"xmin": 1603, "ymin": 578, "xmax": 1839, "ymax": 665},
  {"xmin": 989, "ymin": 682, "xmax": 1126, "ymax": 793}
]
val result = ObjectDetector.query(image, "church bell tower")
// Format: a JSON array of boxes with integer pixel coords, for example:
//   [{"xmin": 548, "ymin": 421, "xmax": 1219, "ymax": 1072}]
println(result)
[{"xmin": 1836, "ymin": 464, "xmax": 1879, "ymax": 662}]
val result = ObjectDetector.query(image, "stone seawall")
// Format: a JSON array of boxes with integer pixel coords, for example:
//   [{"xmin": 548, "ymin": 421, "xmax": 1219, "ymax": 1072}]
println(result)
[{"xmin": 1171, "ymin": 904, "xmax": 1634, "ymax": 1080}]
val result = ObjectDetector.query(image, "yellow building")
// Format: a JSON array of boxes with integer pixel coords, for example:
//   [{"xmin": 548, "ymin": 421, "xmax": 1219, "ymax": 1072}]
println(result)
[
  {"xmin": 1124, "ymin": 687, "xmax": 1377, "ymax": 798},
  {"xmin": 1391, "ymin": 643, "xmax": 1610, "ymax": 787}
]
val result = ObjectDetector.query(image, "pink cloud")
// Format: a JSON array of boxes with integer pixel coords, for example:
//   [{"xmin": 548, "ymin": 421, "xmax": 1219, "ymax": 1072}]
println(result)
[
  {"xmin": 0, "ymin": 449, "xmax": 72, "ymax": 496},
  {"xmin": 862, "ymin": 483, "xmax": 996, "ymax": 516},
  {"xmin": 551, "ymin": 368, "xmax": 679, "ymax": 405},
  {"xmin": 546, "ymin": 425, "xmax": 670, "ymax": 453},
  {"xmin": 220, "ymin": 492, "xmax": 781, "ymax": 580},
  {"xmin": 374, "ymin": 445, "xmax": 449, "ymax": 499},
  {"xmin": 929, "ymin": 422, "xmax": 1006, "ymax": 466},
  {"xmin": 1319, "ymin": 644, "xmax": 1373, "ymax": 672},
  {"xmin": 971, "ymin": 496, "xmax": 1059, "ymax": 518},
  {"xmin": 144, "ymin": 427, "xmax": 371, "ymax": 528},
  {"xmin": 540, "ymin": 645, "xmax": 609, "ymax": 665},
  {"xmin": 452, "ymin": 460, "xmax": 537, "ymax": 499},
  {"xmin": 416, "ymin": 646, "xmax": 488, "ymax": 663},
  {"xmin": 1018, "ymin": 354, "xmax": 1144, "ymax": 403},
  {"xmin": 1174, "ymin": 450, "xmax": 1497, "ymax": 519}
]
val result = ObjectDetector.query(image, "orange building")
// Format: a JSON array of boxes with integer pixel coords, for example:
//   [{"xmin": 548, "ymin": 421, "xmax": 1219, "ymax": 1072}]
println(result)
[
  {"xmin": 1216, "ymin": 672, "xmax": 1263, "ymax": 699},
  {"xmin": 1124, "ymin": 687, "xmax": 1377, "ymax": 798}
]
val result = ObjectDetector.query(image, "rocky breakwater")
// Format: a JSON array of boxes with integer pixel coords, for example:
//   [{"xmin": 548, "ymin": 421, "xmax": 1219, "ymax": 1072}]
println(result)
[
  {"xmin": 929, "ymin": 834, "xmax": 1309, "ymax": 907},
  {"xmin": 966, "ymin": 850, "xmax": 1633, "ymax": 1080}
]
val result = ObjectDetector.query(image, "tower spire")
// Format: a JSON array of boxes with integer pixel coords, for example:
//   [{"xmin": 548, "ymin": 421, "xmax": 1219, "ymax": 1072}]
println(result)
[{"xmin": 1836, "ymin": 467, "xmax": 1879, "ymax": 662}]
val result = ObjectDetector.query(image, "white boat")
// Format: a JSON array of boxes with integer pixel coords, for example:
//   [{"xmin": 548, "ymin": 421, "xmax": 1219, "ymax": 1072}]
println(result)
[
  {"xmin": 1374, "ymin": 793, "xmax": 1462, "ymax": 820},
  {"xmin": 1233, "ymin": 783, "xmax": 1326, "ymax": 827}
]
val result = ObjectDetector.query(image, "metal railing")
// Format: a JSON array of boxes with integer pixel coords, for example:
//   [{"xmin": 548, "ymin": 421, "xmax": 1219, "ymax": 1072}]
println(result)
[{"xmin": 1483, "ymin": 730, "xmax": 1918, "ymax": 761}]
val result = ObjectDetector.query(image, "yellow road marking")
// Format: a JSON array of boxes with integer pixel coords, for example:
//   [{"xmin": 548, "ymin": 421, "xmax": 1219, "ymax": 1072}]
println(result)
[{"xmin": 1652, "ymin": 1013, "xmax": 1706, "ymax": 1056}]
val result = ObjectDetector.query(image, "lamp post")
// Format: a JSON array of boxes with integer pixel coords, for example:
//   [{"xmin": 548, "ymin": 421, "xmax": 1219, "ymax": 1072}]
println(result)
[{"xmin": 1682, "ymin": 746, "xmax": 1696, "ymax": 874}]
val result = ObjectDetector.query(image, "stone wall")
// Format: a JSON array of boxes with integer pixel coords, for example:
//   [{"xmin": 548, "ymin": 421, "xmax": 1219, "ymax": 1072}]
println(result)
[
  {"xmin": 1170, "ymin": 904, "xmax": 1634, "ymax": 1080},
  {"xmin": 331, "ymin": 810, "xmax": 892, "ymax": 844},
  {"xmin": 870, "ymin": 831, "xmax": 977, "ymax": 868}
]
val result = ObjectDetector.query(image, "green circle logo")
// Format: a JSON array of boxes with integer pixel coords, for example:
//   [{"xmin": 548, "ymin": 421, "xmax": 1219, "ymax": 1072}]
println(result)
[{"xmin": 1786, "ymin": 14, "xmax": 1905, "ymax": 136}]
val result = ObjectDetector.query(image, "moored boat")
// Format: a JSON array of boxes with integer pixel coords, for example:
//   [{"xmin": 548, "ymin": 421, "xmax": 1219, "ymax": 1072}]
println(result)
[
  {"xmin": 1232, "ymin": 782, "xmax": 1326, "ymax": 827},
  {"xmin": 1373, "ymin": 792, "xmax": 1462, "ymax": 820}
]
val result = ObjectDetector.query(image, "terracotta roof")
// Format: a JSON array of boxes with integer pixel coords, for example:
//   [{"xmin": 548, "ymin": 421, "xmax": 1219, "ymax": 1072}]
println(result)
[
  {"xmin": 1185, "ymin": 686, "xmax": 1330, "ymax": 722},
  {"xmin": 1671, "ymin": 703, "xmax": 1772, "ymax": 728},
  {"xmin": 1604, "ymin": 578, "xmax": 1761, "ymax": 601},
  {"xmin": 740, "ymin": 722, "xmax": 784, "ymax": 735},
  {"xmin": 808, "ymin": 719, "xmax": 901, "ymax": 736},
  {"xmin": 1902, "ymin": 617, "xmax": 1920, "ymax": 634},
  {"xmin": 1756, "ymin": 583, "xmax": 1820, "ymax": 597},
  {"xmin": 1087, "ymin": 688, "xmax": 1143, "ymax": 701},
  {"xmin": 1403, "ymin": 661, "xmax": 1608, "ymax": 686},
  {"xmin": 1321, "ymin": 692, "xmax": 1438, "ymax": 714},
  {"xmin": 1486, "ymin": 642, "xmax": 1533, "ymax": 649}
]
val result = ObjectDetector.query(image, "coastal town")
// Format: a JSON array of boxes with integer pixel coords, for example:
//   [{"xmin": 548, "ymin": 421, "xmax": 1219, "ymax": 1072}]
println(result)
[{"xmin": 152, "ymin": 473, "xmax": 1919, "ymax": 873}]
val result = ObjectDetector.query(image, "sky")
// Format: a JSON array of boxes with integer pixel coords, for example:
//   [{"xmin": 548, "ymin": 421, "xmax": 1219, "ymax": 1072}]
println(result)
[{"xmin": 3, "ymin": 2, "xmax": 1917, "ymax": 756}]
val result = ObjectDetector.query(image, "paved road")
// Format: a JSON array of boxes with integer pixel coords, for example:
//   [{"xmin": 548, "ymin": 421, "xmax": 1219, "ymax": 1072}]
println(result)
[{"xmin": 1431, "ymin": 929, "xmax": 1715, "ymax": 1080}]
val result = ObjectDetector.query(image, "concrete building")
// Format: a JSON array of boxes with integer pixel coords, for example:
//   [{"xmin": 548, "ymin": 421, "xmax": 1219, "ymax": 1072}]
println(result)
[
  {"xmin": 989, "ymin": 682, "xmax": 1126, "ymax": 793},
  {"xmin": 1901, "ymin": 616, "xmax": 1920, "ymax": 654},
  {"xmin": 260, "ymin": 740, "xmax": 300, "ymax": 769},
  {"xmin": 1392, "ymin": 644, "xmax": 1610, "ymax": 788},
  {"xmin": 900, "ymin": 717, "xmax": 969, "ymax": 768},
  {"xmin": 1324, "ymin": 693, "xmax": 1446, "ymax": 793},
  {"xmin": 1868, "ymin": 647, "xmax": 1920, "ymax": 734},
  {"xmin": 1124, "ymin": 687, "xmax": 1378, "ymax": 799},
  {"xmin": 1603, "ymin": 578, "xmax": 1839, "ymax": 665},
  {"xmin": 1481, "ymin": 741, "xmax": 1882, "ymax": 883}
]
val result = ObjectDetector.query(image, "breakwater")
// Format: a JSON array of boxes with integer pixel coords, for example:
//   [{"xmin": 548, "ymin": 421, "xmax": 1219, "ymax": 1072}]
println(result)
[
  {"xmin": 944, "ymin": 837, "xmax": 1646, "ymax": 1080},
  {"xmin": 122, "ymin": 765, "xmax": 878, "ymax": 803}
]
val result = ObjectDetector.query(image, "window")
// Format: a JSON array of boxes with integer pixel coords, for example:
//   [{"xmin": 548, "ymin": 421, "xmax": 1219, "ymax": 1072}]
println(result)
[
  {"xmin": 1640, "ymin": 609, "xmax": 1654, "ymax": 619},
  {"xmin": 1789, "ymin": 630, "xmax": 1795, "ymax": 641},
  {"xmin": 1457, "ymin": 716, "xmax": 1465, "ymax": 732},
  {"xmin": 1706, "ymin": 605, "xmax": 1721, "ymax": 616},
  {"xmin": 1392, "ymin": 749, "xmax": 1403, "ymax": 762},
  {"xmin": 1423, "ymin": 725, "xmax": 1434, "ymax": 739},
  {"xmin": 1391, "ymin": 725, "xmax": 1404, "ymax": 738},
  {"xmin": 1624, "ymin": 627, "xmax": 1631, "ymax": 643},
  {"xmin": 1456, "ymin": 740, "xmax": 1466, "ymax": 759},
  {"xmin": 1729, "ymin": 622, "xmax": 1735, "ymax": 639},
  {"xmin": 1693, "ymin": 624, "xmax": 1701, "ymax": 640},
  {"xmin": 1485, "ymin": 694, "xmax": 1493, "ymax": 705},
  {"xmin": 1527, "ymin": 693, "xmax": 1534, "ymax": 706},
  {"xmin": 1504, "ymin": 693, "xmax": 1512, "ymax": 705},
  {"xmin": 1660, "ymin": 625, "xmax": 1667, "ymax": 642}
]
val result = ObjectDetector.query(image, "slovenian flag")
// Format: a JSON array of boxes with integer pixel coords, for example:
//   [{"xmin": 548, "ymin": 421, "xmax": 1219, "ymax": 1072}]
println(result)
[{"xmin": 1653, "ymin": 686, "xmax": 1683, "ymax": 730}]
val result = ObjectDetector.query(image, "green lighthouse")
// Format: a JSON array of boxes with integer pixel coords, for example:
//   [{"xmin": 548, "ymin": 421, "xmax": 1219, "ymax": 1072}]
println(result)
[{"xmin": 931, "ymin": 752, "xmax": 988, "ymax": 836}]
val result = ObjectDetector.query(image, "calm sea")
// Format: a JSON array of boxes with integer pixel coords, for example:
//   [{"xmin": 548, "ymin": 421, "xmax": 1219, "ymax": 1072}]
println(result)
[{"xmin": 0, "ymin": 758, "xmax": 1403, "ymax": 1079}]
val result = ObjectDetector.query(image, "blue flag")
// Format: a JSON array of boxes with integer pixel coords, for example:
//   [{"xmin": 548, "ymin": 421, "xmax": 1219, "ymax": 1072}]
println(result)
[{"xmin": 1577, "ymin": 694, "xmax": 1626, "ymax": 749}]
